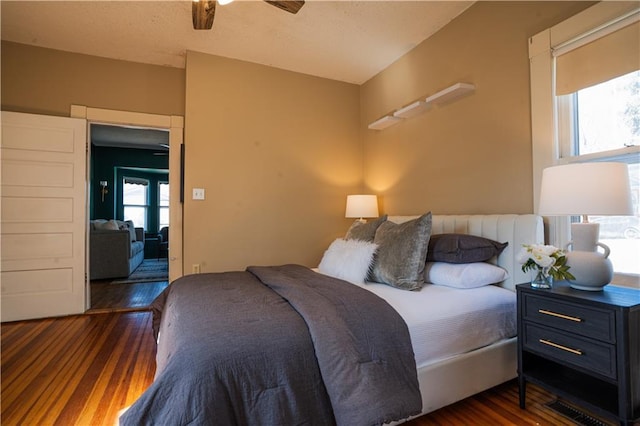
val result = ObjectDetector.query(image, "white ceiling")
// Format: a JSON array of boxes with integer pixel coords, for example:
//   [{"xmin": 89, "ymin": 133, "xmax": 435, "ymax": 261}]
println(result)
[{"xmin": 1, "ymin": 0, "xmax": 473, "ymax": 85}]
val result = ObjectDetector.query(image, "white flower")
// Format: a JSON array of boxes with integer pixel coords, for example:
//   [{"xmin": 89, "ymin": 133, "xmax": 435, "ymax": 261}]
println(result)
[
  {"xmin": 519, "ymin": 244, "xmax": 560, "ymax": 268},
  {"xmin": 519, "ymin": 243, "xmax": 575, "ymax": 281},
  {"xmin": 537, "ymin": 245, "xmax": 558, "ymax": 256},
  {"xmin": 534, "ymin": 254, "xmax": 556, "ymax": 268}
]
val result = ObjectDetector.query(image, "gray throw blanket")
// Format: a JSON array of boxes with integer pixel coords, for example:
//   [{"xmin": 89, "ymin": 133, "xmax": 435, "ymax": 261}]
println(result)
[{"xmin": 120, "ymin": 264, "xmax": 421, "ymax": 426}]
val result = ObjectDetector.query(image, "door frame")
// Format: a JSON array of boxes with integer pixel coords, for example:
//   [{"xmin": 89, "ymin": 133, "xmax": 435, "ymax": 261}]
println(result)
[{"xmin": 71, "ymin": 106, "xmax": 184, "ymax": 308}]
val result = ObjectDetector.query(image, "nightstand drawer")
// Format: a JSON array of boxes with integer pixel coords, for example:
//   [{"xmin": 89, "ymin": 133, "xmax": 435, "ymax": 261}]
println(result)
[
  {"xmin": 523, "ymin": 323, "xmax": 616, "ymax": 379},
  {"xmin": 522, "ymin": 294, "xmax": 615, "ymax": 342}
]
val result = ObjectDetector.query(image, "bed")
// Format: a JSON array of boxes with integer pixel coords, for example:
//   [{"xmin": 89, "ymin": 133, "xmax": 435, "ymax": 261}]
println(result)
[
  {"xmin": 120, "ymin": 213, "xmax": 543, "ymax": 425},
  {"xmin": 385, "ymin": 214, "xmax": 543, "ymax": 420}
]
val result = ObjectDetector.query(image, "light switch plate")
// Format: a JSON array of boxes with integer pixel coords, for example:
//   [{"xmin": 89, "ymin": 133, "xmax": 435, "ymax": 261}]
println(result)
[{"xmin": 193, "ymin": 188, "xmax": 205, "ymax": 200}]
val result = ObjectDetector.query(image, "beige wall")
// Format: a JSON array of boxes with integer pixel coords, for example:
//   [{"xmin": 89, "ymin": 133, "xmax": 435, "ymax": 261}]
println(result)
[
  {"xmin": 1, "ymin": 41, "xmax": 185, "ymax": 117},
  {"xmin": 361, "ymin": 1, "xmax": 593, "ymax": 216},
  {"xmin": 184, "ymin": 51, "xmax": 361, "ymax": 272},
  {"xmin": 0, "ymin": 41, "xmax": 361, "ymax": 275}
]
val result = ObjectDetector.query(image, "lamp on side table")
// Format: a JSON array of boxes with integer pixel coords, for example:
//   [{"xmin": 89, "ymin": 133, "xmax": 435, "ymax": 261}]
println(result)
[
  {"xmin": 538, "ymin": 162, "xmax": 633, "ymax": 291},
  {"xmin": 345, "ymin": 195, "xmax": 379, "ymax": 223}
]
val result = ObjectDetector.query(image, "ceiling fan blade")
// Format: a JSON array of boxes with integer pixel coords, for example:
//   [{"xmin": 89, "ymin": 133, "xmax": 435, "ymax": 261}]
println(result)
[
  {"xmin": 192, "ymin": 0, "xmax": 216, "ymax": 30},
  {"xmin": 264, "ymin": 0, "xmax": 305, "ymax": 14}
]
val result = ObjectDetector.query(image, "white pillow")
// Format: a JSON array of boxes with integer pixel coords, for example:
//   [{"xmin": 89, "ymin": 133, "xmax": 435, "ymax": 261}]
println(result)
[
  {"xmin": 424, "ymin": 262, "xmax": 509, "ymax": 289},
  {"xmin": 318, "ymin": 238, "xmax": 378, "ymax": 284},
  {"xmin": 95, "ymin": 219, "xmax": 119, "ymax": 231}
]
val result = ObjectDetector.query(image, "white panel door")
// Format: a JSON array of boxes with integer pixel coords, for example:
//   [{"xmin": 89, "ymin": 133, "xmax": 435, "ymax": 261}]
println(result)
[{"xmin": 1, "ymin": 111, "xmax": 87, "ymax": 322}]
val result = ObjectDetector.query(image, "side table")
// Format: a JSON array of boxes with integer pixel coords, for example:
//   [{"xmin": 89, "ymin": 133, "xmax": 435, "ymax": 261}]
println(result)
[
  {"xmin": 517, "ymin": 281, "xmax": 640, "ymax": 425},
  {"xmin": 144, "ymin": 237, "xmax": 159, "ymax": 259}
]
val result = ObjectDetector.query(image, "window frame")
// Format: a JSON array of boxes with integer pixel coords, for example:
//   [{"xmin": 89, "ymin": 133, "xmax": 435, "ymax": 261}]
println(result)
[
  {"xmin": 158, "ymin": 180, "xmax": 170, "ymax": 229},
  {"xmin": 529, "ymin": 2, "xmax": 640, "ymax": 282},
  {"xmin": 556, "ymin": 72, "xmax": 640, "ymax": 162},
  {"xmin": 122, "ymin": 176, "xmax": 150, "ymax": 230}
]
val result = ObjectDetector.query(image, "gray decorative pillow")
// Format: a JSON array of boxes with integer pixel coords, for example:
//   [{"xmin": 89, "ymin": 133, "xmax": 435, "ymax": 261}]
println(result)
[
  {"xmin": 369, "ymin": 212, "xmax": 432, "ymax": 291},
  {"xmin": 427, "ymin": 234, "xmax": 508, "ymax": 264},
  {"xmin": 345, "ymin": 215, "xmax": 387, "ymax": 242},
  {"xmin": 91, "ymin": 219, "xmax": 107, "ymax": 230}
]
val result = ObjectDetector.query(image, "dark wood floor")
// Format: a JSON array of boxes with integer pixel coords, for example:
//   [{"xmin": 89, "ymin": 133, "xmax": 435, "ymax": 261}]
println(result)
[
  {"xmin": 88, "ymin": 280, "xmax": 169, "ymax": 313},
  {"xmin": 1, "ymin": 310, "xmax": 619, "ymax": 426},
  {"xmin": 88, "ymin": 257, "xmax": 169, "ymax": 313}
]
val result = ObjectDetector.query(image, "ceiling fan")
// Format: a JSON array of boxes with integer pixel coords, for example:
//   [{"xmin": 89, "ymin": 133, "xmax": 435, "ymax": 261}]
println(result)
[{"xmin": 192, "ymin": 0, "xmax": 305, "ymax": 30}]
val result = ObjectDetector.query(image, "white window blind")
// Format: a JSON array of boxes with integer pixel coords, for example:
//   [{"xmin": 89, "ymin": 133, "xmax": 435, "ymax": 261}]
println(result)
[
  {"xmin": 123, "ymin": 177, "xmax": 149, "ymax": 186},
  {"xmin": 555, "ymin": 16, "xmax": 639, "ymax": 95}
]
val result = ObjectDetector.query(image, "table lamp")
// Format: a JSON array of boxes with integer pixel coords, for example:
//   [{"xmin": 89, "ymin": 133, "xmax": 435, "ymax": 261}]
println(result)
[
  {"xmin": 538, "ymin": 162, "xmax": 633, "ymax": 291},
  {"xmin": 345, "ymin": 195, "xmax": 379, "ymax": 222}
]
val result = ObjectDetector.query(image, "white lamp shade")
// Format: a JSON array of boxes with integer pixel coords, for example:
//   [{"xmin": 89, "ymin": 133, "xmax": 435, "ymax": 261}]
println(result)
[
  {"xmin": 538, "ymin": 162, "xmax": 633, "ymax": 216},
  {"xmin": 345, "ymin": 195, "xmax": 379, "ymax": 219}
]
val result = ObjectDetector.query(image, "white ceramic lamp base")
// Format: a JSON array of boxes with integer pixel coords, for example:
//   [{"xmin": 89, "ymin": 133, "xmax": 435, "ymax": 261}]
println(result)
[{"xmin": 565, "ymin": 223, "xmax": 613, "ymax": 291}]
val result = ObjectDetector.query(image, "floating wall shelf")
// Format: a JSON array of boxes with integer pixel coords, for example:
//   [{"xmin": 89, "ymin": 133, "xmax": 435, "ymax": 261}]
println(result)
[
  {"xmin": 368, "ymin": 82, "xmax": 475, "ymax": 131},
  {"xmin": 367, "ymin": 115, "xmax": 402, "ymax": 130},
  {"xmin": 393, "ymin": 100, "xmax": 430, "ymax": 119},
  {"xmin": 425, "ymin": 83, "xmax": 475, "ymax": 105}
]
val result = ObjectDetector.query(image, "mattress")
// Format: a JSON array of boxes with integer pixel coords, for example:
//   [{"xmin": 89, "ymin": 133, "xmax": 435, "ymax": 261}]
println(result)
[{"xmin": 354, "ymin": 282, "xmax": 517, "ymax": 369}]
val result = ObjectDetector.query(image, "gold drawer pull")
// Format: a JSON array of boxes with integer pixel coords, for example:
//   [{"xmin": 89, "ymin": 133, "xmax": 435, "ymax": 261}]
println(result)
[
  {"xmin": 539, "ymin": 309, "xmax": 582, "ymax": 322},
  {"xmin": 539, "ymin": 339, "xmax": 583, "ymax": 355}
]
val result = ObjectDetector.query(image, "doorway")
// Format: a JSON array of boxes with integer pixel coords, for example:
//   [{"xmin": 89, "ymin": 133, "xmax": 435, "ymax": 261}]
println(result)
[
  {"xmin": 70, "ymin": 105, "xmax": 184, "ymax": 312},
  {"xmin": 88, "ymin": 124, "xmax": 170, "ymax": 311}
]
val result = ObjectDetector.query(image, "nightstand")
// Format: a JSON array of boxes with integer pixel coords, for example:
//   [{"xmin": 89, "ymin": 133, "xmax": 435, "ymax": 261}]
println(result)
[
  {"xmin": 517, "ymin": 282, "xmax": 640, "ymax": 426},
  {"xmin": 144, "ymin": 237, "xmax": 159, "ymax": 259}
]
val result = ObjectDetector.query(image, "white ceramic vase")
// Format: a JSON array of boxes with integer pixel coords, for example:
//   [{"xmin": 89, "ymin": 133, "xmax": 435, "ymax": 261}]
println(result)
[{"xmin": 565, "ymin": 223, "xmax": 613, "ymax": 291}]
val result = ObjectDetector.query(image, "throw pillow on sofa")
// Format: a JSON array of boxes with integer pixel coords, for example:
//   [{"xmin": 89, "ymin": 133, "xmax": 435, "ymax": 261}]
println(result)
[
  {"xmin": 117, "ymin": 220, "xmax": 137, "ymax": 242},
  {"xmin": 94, "ymin": 219, "xmax": 119, "ymax": 231}
]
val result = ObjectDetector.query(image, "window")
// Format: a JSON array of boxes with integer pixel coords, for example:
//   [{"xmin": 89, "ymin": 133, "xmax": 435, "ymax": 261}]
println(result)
[
  {"xmin": 123, "ymin": 177, "xmax": 149, "ymax": 230},
  {"xmin": 557, "ymin": 70, "xmax": 639, "ymax": 276},
  {"xmin": 559, "ymin": 71, "xmax": 639, "ymax": 156},
  {"xmin": 529, "ymin": 3, "xmax": 639, "ymax": 278},
  {"xmin": 589, "ymin": 162, "xmax": 639, "ymax": 274},
  {"xmin": 159, "ymin": 182, "xmax": 170, "ymax": 229}
]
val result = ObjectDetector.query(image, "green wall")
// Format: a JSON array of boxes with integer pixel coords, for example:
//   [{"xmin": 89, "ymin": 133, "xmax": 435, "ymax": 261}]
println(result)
[{"xmin": 91, "ymin": 145, "xmax": 169, "ymax": 233}]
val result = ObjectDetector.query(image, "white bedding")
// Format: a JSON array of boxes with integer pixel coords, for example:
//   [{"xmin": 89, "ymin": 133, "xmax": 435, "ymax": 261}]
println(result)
[
  {"xmin": 321, "ymin": 214, "xmax": 543, "ymax": 419},
  {"xmin": 350, "ymin": 281, "xmax": 517, "ymax": 369}
]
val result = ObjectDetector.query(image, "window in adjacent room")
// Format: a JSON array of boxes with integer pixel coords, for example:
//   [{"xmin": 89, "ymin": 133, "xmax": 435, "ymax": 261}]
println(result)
[
  {"xmin": 555, "ymin": 20, "xmax": 639, "ymax": 275},
  {"xmin": 159, "ymin": 181, "xmax": 170, "ymax": 229},
  {"xmin": 123, "ymin": 177, "xmax": 149, "ymax": 230}
]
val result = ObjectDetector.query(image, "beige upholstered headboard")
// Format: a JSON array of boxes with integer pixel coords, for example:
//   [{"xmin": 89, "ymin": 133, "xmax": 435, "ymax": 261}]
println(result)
[{"xmin": 388, "ymin": 214, "xmax": 544, "ymax": 291}]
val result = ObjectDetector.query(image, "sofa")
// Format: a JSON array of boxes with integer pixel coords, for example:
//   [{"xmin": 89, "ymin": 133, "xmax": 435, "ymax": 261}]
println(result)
[{"xmin": 90, "ymin": 219, "xmax": 145, "ymax": 280}]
